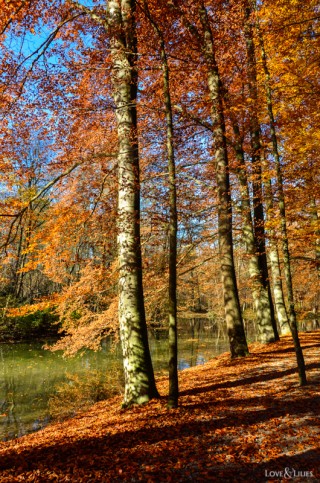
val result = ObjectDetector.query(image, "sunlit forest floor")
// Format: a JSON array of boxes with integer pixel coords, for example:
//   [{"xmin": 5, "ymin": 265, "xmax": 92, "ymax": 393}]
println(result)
[{"xmin": 0, "ymin": 331, "xmax": 320, "ymax": 482}]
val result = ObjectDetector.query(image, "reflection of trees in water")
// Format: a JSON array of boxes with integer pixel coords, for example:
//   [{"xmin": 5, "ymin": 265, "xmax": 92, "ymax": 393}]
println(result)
[
  {"xmin": 2, "ymin": 380, "xmax": 21, "ymax": 441},
  {"xmin": 188, "ymin": 318, "xmax": 200, "ymax": 368},
  {"xmin": 149, "ymin": 320, "xmax": 230, "ymax": 370},
  {"xmin": 0, "ymin": 347, "xmax": 23, "ymax": 441},
  {"xmin": 0, "ymin": 320, "xmax": 255, "ymax": 442},
  {"xmin": 0, "ymin": 345, "xmax": 57, "ymax": 441},
  {"xmin": 178, "ymin": 317, "xmax": 229, "ymax": 370}
]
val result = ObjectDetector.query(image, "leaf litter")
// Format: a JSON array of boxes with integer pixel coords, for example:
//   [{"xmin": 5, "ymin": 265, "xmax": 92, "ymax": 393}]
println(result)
[{"xmin": 0, "ymin": 331, "xmax": 319, "ymax": 482}]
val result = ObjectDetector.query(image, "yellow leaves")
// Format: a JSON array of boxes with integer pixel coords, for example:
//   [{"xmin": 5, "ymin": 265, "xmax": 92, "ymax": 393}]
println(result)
[
  {"xmin": 21, "ymin": 242, "xmax": 38, "ymax": 257},
  {"xmin": 6, "ymin": 298, "xmax": 57, "ymax": 318}
]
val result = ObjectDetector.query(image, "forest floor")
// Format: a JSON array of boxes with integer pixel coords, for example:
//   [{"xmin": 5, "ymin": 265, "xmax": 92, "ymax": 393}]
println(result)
[{"xmin": 0, "ymin": 331, "xmax": 320, "ymax": 482}]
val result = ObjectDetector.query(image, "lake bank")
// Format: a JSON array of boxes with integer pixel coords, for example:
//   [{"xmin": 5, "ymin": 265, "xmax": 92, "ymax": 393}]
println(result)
[
  {"xmin": 0, "ymin": 331, "xmax": 319, "ymax": 482},
  {"xmin": 0, "ymin": 324, "xmax": 231, "ymax": 441}
]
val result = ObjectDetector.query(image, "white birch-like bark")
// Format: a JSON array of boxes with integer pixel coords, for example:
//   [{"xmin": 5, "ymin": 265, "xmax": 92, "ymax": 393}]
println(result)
[{"xmin": 108, "ymin": 0, "xmax": 158, "ymax": 405}]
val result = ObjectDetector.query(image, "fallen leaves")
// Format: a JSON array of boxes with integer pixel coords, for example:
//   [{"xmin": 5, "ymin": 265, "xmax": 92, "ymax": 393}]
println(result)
[{"xmin": 0, "ymin": 331, "xmax": 319, "ymax": 482}]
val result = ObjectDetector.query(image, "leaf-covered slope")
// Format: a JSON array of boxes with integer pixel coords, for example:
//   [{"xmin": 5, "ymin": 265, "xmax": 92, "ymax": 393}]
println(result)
[{"xmin": 0, "ymin": 331, "xmax": 319, "ymax": 482}]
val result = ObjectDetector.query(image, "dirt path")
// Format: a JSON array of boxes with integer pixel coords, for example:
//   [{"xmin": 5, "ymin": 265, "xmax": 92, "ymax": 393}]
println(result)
[{"xmin": 0, "ymin": 331, "xmax": 319, "ymax": 482}]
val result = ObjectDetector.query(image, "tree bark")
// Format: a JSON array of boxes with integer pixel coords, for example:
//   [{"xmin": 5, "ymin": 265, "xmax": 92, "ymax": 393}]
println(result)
[
  {"xmin": 108, "ymin": 0, "xmax": 159, "ymax": 405},
  {"xmin": 244, "ymin": 0, "xmax": 279, "ymax": 342},
  {"xmin": 199, "ymin": 4, "xmax": 248, "ymax": 358},
  {"xmin": 269, "ymin": 243, "xmax": 291, "ymax": 335},
  {"xmin": 258, "ymin": 23, "xmax": 307, "ymax": 385},
  {"xmin": 232, "ymin": 122, "xmax": 279, "ymax": 342},
  {"xmin": 161, "ymin": 39, "xmax": 179, "ymax": 409},
  {"xmin": 263, "ymin": 169, "xmax": 290, "ymax": 335},
  {"xmin": 144, "ymin": 3, "xmax": 179, "ymax": 408}
]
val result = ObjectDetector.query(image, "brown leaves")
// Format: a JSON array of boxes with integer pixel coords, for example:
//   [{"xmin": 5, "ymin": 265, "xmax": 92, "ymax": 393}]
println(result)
[{"xmin": 0, "ymin": 331, "xmax": 319, "ymax": 481}]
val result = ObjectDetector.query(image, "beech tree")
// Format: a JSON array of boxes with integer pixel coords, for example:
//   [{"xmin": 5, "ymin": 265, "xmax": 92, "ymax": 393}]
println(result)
[
  {"xmin": 243, "ymin": 0, "xmax": 278, "ymax": 343},
  {"xmin": 0, "ymin": 0, "xmax": 319, "ymax": 397},
  {"xmin": 141, "ymin": 1, "xmax": 179, "ymax": 407},
  {"xmin": 106, "ymin": 0, "xmax": 159, "ymax": 404},
  {"xmin": 198, "ymin": 2, "xmax": 248, "ymax": 357},
  {"xmin": 257, "ymin": 13, "xmax": 307, "ymax": 384}
]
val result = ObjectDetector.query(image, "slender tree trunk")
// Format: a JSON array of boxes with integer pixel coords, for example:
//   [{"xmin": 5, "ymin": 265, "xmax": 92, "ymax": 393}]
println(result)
[
  {"xmin": 14, "ymin": 225, "xmax": 24, "ymax": 299},
  {"xmin": 108, "ymin": 0, "xmax": 159, "ymax": 405},
  {"xmin": 258, "ymin": 24, "xmax": 307, "ymax": 385},
  {"xmin": 244, "ymin": 1, "xmax": 278, "ymax": 342},
  {"xmin": 161, "ymin": 42, "xmax": 179, "ymax": 409},
  {"xmin": 269, "ymin": 243, "xmax": 291, "ymax": 334},
  {"xmin": 199, "ymin": 4, "xmax": 248, "ymax": 358},
  {"xmin": 263, "ymin": 169, "xmax": 290, "ymax": 335},
  {"xmin": 144, "ymin": 4, "xmax": 179, "ymax": 407},
  {"xmin": 232, "ymin": 123, "xmax": 278, "ymax": 342}
]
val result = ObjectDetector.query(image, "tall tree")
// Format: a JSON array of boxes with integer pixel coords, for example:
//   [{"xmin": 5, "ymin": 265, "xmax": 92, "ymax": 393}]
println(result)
[
  {"xmin": 263, "ymin": 173, "xmax": 291, "ymax": 335},
  {"xmin": 243, "ymin": 0, "xmax": 279, "ymax": 342},
  {"xmin": 198, "ymin": 2, "xmax": 248, "ymax": 357},
  {"xmin": 107, "ymin": 0, "xmax": 159, "ymax": 404},
  {"xmin": 258, "ymin": 24, "xmax": 307, "ymax": 385},
  {"xmin": 231, "ymin": 122, "xmax": 283, "ymax": 340},
  {"xmin": 141, "ymin": 0, "xmax": 179, "ymax": 407}
]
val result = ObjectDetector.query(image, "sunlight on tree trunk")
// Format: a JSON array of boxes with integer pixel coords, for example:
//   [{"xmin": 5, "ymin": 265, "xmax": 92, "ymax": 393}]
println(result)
[
  {"xmin": 232, "ymin": 124, "xmax": 280, "ymax": 342},
  {"xmin": 108, "ymin": 0, "xmax": 159, "ymax": 405},
  {"xmin": 199, "ymin": 4, "xmax": 248, "ymax": 358},
  {"xmin": 263, "ymin": 169, "xmax": 291, "ymax": 335},
  {"xmin": 258, "ymin": 22, "xmax": 307, "ymax": 385},
  {"xmin": 244, "ymin": 0, "xmax": 279, "ymax": 343}
]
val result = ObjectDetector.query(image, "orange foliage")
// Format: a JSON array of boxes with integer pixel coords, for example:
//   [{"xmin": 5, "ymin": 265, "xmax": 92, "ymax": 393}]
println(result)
[
  {"xmin": 0, "ymin": 331, "xmax": 319, "ymax": 481},
  {"xmin": 0, "ymin": 0, "xmax": 319, "ymax": 353}
]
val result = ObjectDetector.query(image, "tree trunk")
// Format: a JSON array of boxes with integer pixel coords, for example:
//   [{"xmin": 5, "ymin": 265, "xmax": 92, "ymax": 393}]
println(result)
[
  {"xmin": 108, "ymin": 0, "xmax": 159, "ymax": 405},
  {"xmin": 161, "ymin": 41, "xmax": 179, "ymax": 409},
  {"xmin": 199, "ymin": 4, "xmax": 248, "ymax": 358},
  {"xmin": 268, "ymin": 243, "xmax": 291, "ymax": 335},
  {"xmin": 263, "ymin": 169, "xmax": 290, "ymax": 335},
  {"xmin": 244, "ymin": 1, "xmax": 279, "ymax": 343},
  {"xmin": 232, "ymin": 123, "xmax": 278, "ymax": 343},
  {"xmin": 144, "ymin": 3, "xmax": 179, "ymax": 407},
  {"xmin": 258, "ymin": 23, "xmax": 307, "ymax": 385}
]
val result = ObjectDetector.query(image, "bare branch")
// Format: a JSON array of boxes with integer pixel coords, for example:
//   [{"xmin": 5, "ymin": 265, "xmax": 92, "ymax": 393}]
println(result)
[{"xmin": 69, "ymin": 1, "xmax": 107, "ymax": 27}]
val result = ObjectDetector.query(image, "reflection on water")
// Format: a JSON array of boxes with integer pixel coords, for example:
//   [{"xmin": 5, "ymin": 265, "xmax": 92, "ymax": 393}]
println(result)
[{"xmin": 0, "ymin": 320, "xmax": 230, "ymax": 441}]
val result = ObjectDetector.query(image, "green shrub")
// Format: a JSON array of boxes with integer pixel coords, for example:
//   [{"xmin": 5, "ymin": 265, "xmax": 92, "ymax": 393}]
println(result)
[{"xmin": 0, "ymin": 307, "xmax": 60, "ymax": 341}]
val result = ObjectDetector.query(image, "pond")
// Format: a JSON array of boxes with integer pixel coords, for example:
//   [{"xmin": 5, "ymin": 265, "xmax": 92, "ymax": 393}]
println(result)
[{"xmin": 0, "ymin": 320, "xmax": 233, "ymax": 442}]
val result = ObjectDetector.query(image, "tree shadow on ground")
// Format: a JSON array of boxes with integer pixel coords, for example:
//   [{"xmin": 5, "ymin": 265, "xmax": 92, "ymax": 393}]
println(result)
[
  {"xmin": 1, "ymin": 390, "xmax": 319, "ymax": 474},
  {"xmin": 256, "ymin": 343, "xmax": 320, "ymax": 355},
  {"xmin": 1, "ymin": 332, "xmax": 319, "ymax": 481},
  {"xmin": 1, "ymin": 417, "xmax": 319, "ymax": 481},
  {"xmin": 180, "ymin": 362, "xmax": 320, "ymax": 396},
  {"xmin": 196, "ymin": 449, "xmax": 320, "ymax": 482}
]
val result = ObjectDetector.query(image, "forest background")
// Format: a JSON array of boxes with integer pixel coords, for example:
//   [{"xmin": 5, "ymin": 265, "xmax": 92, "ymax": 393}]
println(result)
[{"xmin": 0, "ymin": 0, "xmax": 319, "ymax": 407}]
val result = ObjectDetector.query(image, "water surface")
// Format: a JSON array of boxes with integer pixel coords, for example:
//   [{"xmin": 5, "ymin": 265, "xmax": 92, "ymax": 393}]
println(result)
[{"xmin": 0, "ymin": 321, "xmax": 230, "ymax": 441}]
